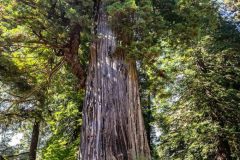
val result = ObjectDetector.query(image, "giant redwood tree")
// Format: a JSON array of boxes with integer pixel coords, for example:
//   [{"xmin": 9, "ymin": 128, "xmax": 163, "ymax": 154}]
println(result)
[
  {"xmin": 3, "ymin": 0, "xmax": 240, "ymax": 159},
  {"xmin": 80, "ymin": 1, "xmax": 151, "ymax": 159}
]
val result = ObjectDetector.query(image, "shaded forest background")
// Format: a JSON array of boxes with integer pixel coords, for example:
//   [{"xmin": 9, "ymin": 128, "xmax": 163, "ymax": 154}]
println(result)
[{"xmin": 0, "ymin": 0, "xmax": 240, "ymax": 159}]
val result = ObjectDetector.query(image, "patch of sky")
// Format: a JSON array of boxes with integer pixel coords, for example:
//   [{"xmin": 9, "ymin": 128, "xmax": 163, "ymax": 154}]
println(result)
[{"xmin": 214, "ymin": 0, "xmax": 240, "ymax": 31}]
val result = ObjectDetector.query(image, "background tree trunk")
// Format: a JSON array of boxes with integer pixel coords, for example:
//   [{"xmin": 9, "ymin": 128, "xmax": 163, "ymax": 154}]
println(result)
[
  {"xmin": 29, "ymin": 120, "xmax": 40, "ymax": 160},
  {"xmin": 198, "ymin": 58, "xmax": 232, "ymax": 160},
  {"xmin": 215, "ymin": 135, "xmax": 232, "ymax": 160},
  {"xmin": 80, "ymin": 2, "xmax": 151, "ymax": 160},
  {"xmin": 0, "ymin": 155, "xmax": 5, "ymax": 160}
]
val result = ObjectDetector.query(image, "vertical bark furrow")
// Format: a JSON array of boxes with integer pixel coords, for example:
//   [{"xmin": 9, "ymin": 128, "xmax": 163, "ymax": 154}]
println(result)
[{"xmin": 80, "ymin": 1, "xmax": 150, "ymax": 159}]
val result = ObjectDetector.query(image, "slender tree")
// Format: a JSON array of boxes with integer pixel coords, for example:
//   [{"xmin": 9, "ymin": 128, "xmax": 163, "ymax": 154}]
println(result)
[
  {"xmin": 0, "ymin": 55, "xmax": 45, "ymax": 160},
  {"xmin": 29, "ymin": 120, "xmax": 40, "ymax": 160}
]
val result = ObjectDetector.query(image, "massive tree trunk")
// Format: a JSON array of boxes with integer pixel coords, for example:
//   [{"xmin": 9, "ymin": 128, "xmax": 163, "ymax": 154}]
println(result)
[
  {"xmin": 80, "ymin": 1, "xmax": 151, "ymax": 160},
  {"xmin": 29, "ymin": 120, "xmax": 40, "ymax": 160}
]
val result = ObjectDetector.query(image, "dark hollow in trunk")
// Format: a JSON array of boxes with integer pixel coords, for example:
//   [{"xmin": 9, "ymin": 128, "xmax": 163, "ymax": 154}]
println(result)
[
  {"xmin": 29, "ymin": 120, "xmax": 40, "ymax": 160},
  {"xmin": 80, "ymin": 2, "xmax": 151, "ymax": 160}
]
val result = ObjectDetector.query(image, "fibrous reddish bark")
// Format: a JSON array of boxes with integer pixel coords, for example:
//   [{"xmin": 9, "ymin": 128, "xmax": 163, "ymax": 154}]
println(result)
[
  {"xmin": 80, "ymin": 1, "xmax": 151, "ymax": 159},
  {"xmin": 64, "ymin": 24, "xmax": 85, "ymax": 88}
]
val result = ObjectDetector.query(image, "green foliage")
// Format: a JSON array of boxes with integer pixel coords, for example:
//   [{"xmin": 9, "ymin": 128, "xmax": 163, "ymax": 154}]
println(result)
[
  {"xmin": 107, "ymin": 0, "xmax": 137, "ymax": 15},
  {"xmin": 42, "ymin": 138, "xmax": 79, "ymax": 160},
  {"xmin": 0, "ymin": 0, "xmax": 88, "ymax": 158},
  {"xmin": 1, "ymin": 0, "xmax": 240, "ymax": 159},
  {"xmin": 150, "ymin": 15, "xmax": 240, "ymax": 160},
  {"xmin": 39, "ymin": 65, "xmax": 83, "ymax": 160}
]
